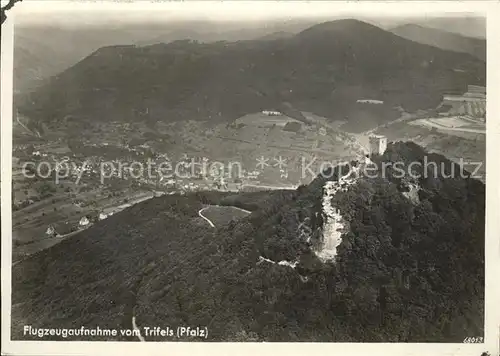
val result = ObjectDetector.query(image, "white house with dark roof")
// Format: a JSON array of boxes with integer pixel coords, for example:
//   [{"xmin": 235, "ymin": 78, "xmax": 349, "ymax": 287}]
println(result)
[
  {"xmin": 45, "ymin": 225, "xmax": 57, "ymax": 237},
  {"xmin": 79, "ymin": 216, "xmax": 90, "ymax": 227}
]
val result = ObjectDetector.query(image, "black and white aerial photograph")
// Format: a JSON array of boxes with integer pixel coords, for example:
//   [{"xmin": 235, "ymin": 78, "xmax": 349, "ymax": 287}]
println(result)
[{"xmin": 1, "ymin": 1, "xmax": 498, "ymax": 354}]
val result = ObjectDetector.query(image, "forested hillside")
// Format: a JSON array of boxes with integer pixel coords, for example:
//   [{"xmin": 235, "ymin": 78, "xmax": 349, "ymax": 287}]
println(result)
[
  {"xmin": 17, "ymin": 19, "xmax": 485, "ymax": 132},
  {"xmin": 12, "ymin": 142, "xmax": 484, "ymax": 341}
]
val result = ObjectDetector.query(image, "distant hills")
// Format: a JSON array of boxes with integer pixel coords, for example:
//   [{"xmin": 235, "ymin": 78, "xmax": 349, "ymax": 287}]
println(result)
[
  {"xmin": 258, "ymin": 31, "xmax": 293, "ymax": 41},
  {"xmin": 17, "ymin": 19, "xmax": 485, "ymax": 132},
  {"xmin": 13, "ymin": 17, "xmax": 486, "ymax": 93},
  {"xmin": 414, "ymin": 17, "xmax": 486, "ymax": 40},
  {"xmin": 14, "ymin": 32, "xmax": 73, "ymax": 93},
  {"xmin": 390, "ymin": 24, "xmax": 486, "ymax": 61},
  {"xmin": 11, "ymin": 142, "xmax": 485, "ymax": 341},
  {"xmin": 13, "ymin": 21, "xmax": 314, "ymax": 92},
  {"xmin": 14, "ymin": 26, "xmax": 140, "ymax": 93}
]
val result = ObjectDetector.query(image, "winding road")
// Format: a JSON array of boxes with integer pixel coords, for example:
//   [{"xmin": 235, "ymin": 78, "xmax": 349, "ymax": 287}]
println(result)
[
  {"xmin": 132, "ymin": 316, "xmax": 145, "ymax": 342},
  {"xmin": 409, "ymin": 119, "xmax": 486, "ymax": 134},
  {"xmin": 16, "ymin": 115, "xmax": 41, "ymax": 137},
  {"xmin": 198, "ymin": 205, "xmax": 252, "ymax": 228},
  {"xmin": 198, "ymin": 207, "xmax": 216, "ymax": 228}
]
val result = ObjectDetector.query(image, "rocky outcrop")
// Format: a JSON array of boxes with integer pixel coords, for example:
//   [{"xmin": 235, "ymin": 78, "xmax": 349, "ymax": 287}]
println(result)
[{"xmin": 314, "ymin": 166, "xmax": 358, "ymax": 262}]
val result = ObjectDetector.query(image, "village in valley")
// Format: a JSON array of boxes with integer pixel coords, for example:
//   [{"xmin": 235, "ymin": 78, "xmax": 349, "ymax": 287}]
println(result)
[{"xmin": 11, "ymin": 135, "xmax": 269, "ymax": 262}]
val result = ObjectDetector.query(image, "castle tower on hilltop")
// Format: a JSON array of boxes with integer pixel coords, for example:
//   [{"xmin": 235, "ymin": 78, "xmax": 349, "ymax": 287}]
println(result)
[{"xmin": 369, "ymin": 135, "xmax": 387, "ymax": 156}]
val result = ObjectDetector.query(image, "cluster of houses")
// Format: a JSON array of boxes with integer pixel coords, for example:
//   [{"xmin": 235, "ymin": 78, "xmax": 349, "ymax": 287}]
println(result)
[
  {"xmin": 246, "ymin": 170, "xmax": 260, "ymax": 180},
  {"xmin": 154, "ymin": 155, "xmax": 262, "ymax": 192},
  {"xmin": 31, "ymin": 151, "xmax": 47, "ymax": 158},
  {"xmin": 45, "ymin": 211, "xmax": 113, "ymax": 238}
]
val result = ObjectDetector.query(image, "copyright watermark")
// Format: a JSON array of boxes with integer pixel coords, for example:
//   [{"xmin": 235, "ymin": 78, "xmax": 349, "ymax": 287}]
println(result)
[
  {"xmin": 301, "ymin": 156, "xmax": 483, "ymax": 181},
  {"xmin": 21, "ymin": 157, "xmax": 244, "ymax": 185},
  {"xmin": 20, "ymin": 155, "xmax": 484, "ymax": 185}
]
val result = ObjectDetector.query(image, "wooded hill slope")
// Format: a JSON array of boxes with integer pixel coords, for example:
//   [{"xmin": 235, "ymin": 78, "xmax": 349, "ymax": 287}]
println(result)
[
  {"xmin": 17, "ymin": 19, "xmax": 485, "ymax": 132},
  {"xmin": 12, "ymin": 142, "xmax": 484, "ymax": 341}
]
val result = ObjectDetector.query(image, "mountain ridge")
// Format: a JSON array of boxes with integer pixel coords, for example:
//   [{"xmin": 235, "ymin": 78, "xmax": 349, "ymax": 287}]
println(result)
[
  {"xmin": 390, "ymin": 23, "xmax": 486, "ymax": 61},
  {"xmin": 17, "ymin": 19, "xmax": 485, "ymax": 133}
]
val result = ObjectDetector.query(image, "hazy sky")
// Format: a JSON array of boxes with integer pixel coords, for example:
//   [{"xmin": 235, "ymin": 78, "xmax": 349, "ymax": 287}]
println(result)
[{"xmin": 12, "ymin": 1, "xmax": 485, "ymax": 28}]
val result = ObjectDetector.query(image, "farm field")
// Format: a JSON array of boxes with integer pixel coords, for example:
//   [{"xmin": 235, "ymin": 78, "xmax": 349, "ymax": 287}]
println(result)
[
  {"xmin": 374, "ymin": 120, "xmax": 486, "ymax": 181},
  {"xmin": 12, "ymin": 190, "xmax": 155, "ymax": 262}
]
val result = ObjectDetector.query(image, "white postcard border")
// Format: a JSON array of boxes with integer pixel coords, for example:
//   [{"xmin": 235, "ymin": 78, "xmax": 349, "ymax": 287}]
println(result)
[{"xmin": 1, "ymin": 1, "xmax": 499, "ymax": 355}]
